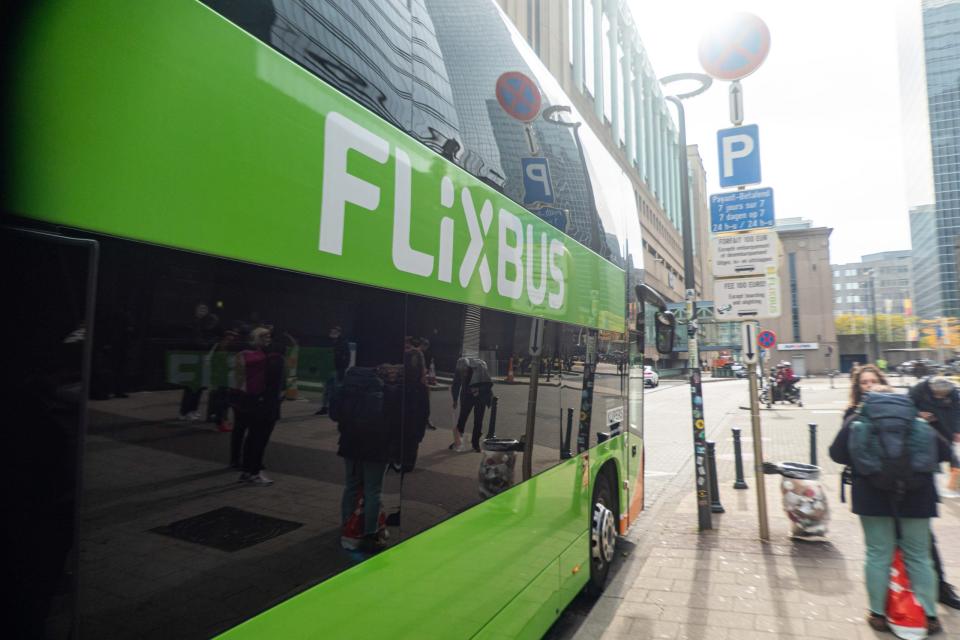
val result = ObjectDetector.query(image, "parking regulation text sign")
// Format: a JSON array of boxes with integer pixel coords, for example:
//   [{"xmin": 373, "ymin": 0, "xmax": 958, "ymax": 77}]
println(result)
[
  {"xmin": 711, "ymin": 229, "xmax": 778, "ymax": 277},
  {"xmin": 714, "ymin": 273, "xmax": 781, "ymax": 320},
  {"xmin": 710, "ymin": 187, "xmax": 775, "ymax": 233}
]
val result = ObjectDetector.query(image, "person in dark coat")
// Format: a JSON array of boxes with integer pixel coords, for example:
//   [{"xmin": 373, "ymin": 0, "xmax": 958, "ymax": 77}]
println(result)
[
  {"xmin": 830, "ymin": 382, "xmax": 951, "ymax": 634},
  {"xmin": 910, "ymin": 375, "xmax": 960, "ymax": 609},
  {"xmin": 335, "ymin": 366, "xmax": 395, "ymax": 553},
  {"xmin": 910, "ymin": 376, "xmax": 960, "ymax": 445},
  {"xmin": 450, "ymin": 357, "xmax": 493, "ymax": 452},
  {"xmin": 233, "ymin": 327, "xmax": 285, "ymax": 485}
]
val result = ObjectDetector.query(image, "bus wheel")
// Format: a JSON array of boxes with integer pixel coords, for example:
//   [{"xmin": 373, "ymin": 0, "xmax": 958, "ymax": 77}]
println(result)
[{"xmin": 587, "ymin": 471, "xmax": 616, "ymax": 595}]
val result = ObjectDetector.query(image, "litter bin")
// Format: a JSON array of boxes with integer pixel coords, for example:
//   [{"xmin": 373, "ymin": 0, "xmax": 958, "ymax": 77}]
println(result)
[
  {"xmin": 478, "ymin": 438, "xmax": 522, "ymax": 499},
  {"xmin": 765, "ymin": 462, "xmax": 829, "ymax": 537}
]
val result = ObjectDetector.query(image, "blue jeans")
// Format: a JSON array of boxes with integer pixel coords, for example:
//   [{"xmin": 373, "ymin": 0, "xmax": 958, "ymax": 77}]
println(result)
[
  {"xmin": 860, "ymin": 515, "xmax": 937, "ymax": 616},
  {"xmin": 341, "ymin": 459, "xmax": 386, "ymax": 536}
]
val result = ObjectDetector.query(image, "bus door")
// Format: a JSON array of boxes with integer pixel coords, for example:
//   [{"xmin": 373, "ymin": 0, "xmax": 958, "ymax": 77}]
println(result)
[{"xmin": 3, "ymin": 226, "xmax": 99, "ymax": 640}]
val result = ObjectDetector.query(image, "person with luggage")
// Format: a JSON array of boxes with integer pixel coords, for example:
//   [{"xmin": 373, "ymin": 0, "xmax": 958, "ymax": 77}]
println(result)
[
  {"xmin": 333, "ymin": 366, "xmax": 392, "ymax": 553},
  {"xmin": 829, "ymin": 383, "xmax": 951, "ymax": 634},
  {"xmin": 910, "ymin": 375, "xmax": 960, "ymax": 609},
  {"xmin": 450, "ymin": 356, "xmax": 493, "ymax": 452}
]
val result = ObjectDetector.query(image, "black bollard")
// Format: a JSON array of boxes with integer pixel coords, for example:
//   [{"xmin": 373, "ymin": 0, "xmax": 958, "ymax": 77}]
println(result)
[
  {"xmin": 487, "ymin": 396, "xmax": 498, "ymax": 439},
  {"xmin": 706, "ymin": 440, "xmax": 725, "ymax": 513},
  {"xmin": 732, "ymin": 428, "xmax": 748, "ymax": 490},
  {"xmin": 808, "ymin": 423, "xmax": 817, "ymax": 467},
  {"xmin": 561, "ymin": 408, "xmax": 574, "ymax": 459}
]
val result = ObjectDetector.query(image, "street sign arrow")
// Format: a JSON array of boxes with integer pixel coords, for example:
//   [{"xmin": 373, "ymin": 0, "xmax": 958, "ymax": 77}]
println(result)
[
  {"xmin": 741, "ymin": 321, "xmax": 759, "ymax": 364},
  {"xmin": 529, "ymin": 318, "xmax": 544, "ymax": 356}
]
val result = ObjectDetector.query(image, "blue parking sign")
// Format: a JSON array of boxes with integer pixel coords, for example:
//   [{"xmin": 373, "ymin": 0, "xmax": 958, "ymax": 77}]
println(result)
[
  {"xmin": 717, "ymin": 125, "xmax": 761, "ymax": 188},
  {"xmin": 521, "ymin": 157, "xmax": 554, "ymax": 204}
]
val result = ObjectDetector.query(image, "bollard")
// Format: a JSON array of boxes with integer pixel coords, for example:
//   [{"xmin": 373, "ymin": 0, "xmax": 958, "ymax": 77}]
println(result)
[
  {"xmin": 706, "ymin": 441, "xmax": 725, "ymax": 513},
  {"xmin": 562, "ymin": 408, "xmax": 574, "ymax": 459},
  {"xmin": 808, "ymin": 423, "xmax": 817, "ymax": 467},
  {"xmin": 487, "ymin": 396, "xmax": 498, "ymax": 439},
  {"xmin": 732, "ymin": 428, "xmax": 748, "ymax": 490}
]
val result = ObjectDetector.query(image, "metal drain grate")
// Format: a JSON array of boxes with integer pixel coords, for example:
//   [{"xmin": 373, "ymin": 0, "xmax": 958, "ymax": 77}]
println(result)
[{"xmin": 150, "ymin": 507, "xmax": 303, "ymax": 552}]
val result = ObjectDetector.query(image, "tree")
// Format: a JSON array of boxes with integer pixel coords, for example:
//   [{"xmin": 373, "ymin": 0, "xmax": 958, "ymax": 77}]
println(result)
[{"xmin": 835, "ymin": 314, "xmax": 907, "ymax": 342}]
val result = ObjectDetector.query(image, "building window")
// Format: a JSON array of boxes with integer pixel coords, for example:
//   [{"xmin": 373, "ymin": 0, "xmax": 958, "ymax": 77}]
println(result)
[{"xmin": 846, "ymin": 282, "xmax": 858, "ymax": 290}]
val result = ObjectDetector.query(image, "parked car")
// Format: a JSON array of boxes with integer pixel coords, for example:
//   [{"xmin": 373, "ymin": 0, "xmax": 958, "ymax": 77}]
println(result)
[
  {"xmin": 897, "ymin": 359, "xmax": 938, "ymax": 376},
  {"xmin": 730, "ymin": 363, "xmax": 747, "ymax": 378},
  {"xmin": 643, "ymin": 366, "xmax": 659, "ymax": 387}
]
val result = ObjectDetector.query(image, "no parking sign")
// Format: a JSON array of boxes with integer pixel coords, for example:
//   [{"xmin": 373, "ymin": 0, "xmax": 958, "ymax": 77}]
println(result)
[
  {"xmin": 495, "ymin": 71, "xmax": 542, "ymax": 122},
  {"xmin": 757, "ymin": 329, "xmax": 776, "ymax": 350}
]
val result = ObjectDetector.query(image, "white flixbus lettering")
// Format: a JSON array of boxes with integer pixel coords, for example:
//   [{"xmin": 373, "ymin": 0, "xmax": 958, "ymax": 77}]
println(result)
[
  {"xmin": 319, "ymin": 112, "xmax": 388, "ymax": 255},
  {"xmin": 497, "ymin": 209, "xmax": 524, "ymax": 300}
]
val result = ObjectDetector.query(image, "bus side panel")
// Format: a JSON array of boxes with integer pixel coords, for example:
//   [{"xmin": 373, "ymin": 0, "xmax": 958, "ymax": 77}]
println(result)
[{"xmin": 216, "ymin": 454, "xmax": 588, "ymax": 639}]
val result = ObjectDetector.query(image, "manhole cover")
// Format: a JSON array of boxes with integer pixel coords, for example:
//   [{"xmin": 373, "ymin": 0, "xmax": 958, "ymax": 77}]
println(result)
[{"xmin": 151, "ymin": 507, "xmax": 302, "ymax": 552}]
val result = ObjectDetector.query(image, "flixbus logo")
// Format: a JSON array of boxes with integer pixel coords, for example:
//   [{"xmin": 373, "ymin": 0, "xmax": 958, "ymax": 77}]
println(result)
[{"xmin": 318, "ymin": 112, "xmax": 566, "ymax": 310}]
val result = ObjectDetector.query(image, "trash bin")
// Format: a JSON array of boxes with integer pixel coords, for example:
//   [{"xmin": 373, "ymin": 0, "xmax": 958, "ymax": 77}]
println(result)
[
  {"xmin": 478, "ymin": 438, "xmax": 522, "ymax": 499},
  {"xmin": 766, "ymin": 462, "xmax": 829, "ymax": 537}
]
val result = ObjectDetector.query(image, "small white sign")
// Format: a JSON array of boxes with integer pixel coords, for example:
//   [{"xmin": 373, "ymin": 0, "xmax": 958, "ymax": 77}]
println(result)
[
  {"xmin": 606, "ymin": 406, "xmax": 624, "ymax": 427},
  {"xmin": 740, "ymin": 321, "xmax": 760, "ymax": 364},
  {"xmin": 714, "ymin": 273, "xmax": 781, "ymax": 320},
  {"xmin": 711, "ymin": 230, "xmax": 778, "ymax": 277},
  {"xmin": 778, "ymin": 342, "xmax": 819, "ymax": 351}
]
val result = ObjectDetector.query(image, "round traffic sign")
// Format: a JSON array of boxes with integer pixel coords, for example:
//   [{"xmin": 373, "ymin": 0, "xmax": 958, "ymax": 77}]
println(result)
[
  {"xmin": 757, "ymin": 329, "xmax": 776, "ymax": 350},
  {"xmin": 495, "ymin": 71, "xmax": 542, "ymax": 122},
  {"xmin": 698, "ymin": 13, "xmax": 771, "ymax": 81}
]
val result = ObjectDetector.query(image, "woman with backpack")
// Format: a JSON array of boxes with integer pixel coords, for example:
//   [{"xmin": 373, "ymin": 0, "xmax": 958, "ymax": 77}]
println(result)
[{"xmin": 829, "ymin": 382, "xmax": 951, "ymax": 634}]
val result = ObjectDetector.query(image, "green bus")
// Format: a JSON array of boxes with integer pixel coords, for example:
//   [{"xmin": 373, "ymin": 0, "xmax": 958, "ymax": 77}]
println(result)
[{"xmin": 3, "ymin": 1, "xmax": 674, "ymax": 638}]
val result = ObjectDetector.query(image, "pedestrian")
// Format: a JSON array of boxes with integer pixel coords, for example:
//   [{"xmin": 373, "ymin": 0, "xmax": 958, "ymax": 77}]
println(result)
[
  {"xmin": 450, "ymin": 356, "xmax": 493, "ymax": 452},
  {"xmin": 829, "ymin": 382, "xmax": 951, "ymax": 634},
  {"xmin": 233, "ymin": 327, "xmax": 285, "ymax": 485},
  {"xmin": 843, "ymin": 364, "xmax": 887, "ymax": 420},
  {"xmin": 178, "ymin": 302, "xmax": 219, "ymax": 421},
  {"xmin": 910, "ymin": 375, "xmax": 960, "ymax": 609},
  {"xmin": 420, "ymin": 337, "xmax": 436, "ymax": 430},
  {"xmin": 316, "ymin": 325, "xmax": 350, "ymax": 415},
  {"xmin": 333, "ymin": 366, "xmax": 392, "ymax": 554}
]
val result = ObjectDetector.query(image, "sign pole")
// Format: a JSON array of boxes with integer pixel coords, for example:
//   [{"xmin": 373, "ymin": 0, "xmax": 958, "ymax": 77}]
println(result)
[
  {"xmin": 747, "ymin": 364, "xmax": 770, "ymax": 541},
  {"xmin": 523, "ymin": 318, "xmax": 544, "ymax": 481},
  {"xmin": 666, "ymin": 94, "xmax": 712, "ymax": 531}
]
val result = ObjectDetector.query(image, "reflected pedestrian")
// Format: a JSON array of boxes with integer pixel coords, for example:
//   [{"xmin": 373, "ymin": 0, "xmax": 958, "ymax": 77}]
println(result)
[{"xmin": 233, "ymin": 327, "xmax": 285, "ymax": 485}]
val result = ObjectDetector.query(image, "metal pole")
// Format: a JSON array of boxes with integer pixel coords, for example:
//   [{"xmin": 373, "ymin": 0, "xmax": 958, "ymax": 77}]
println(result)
[
  {"xmin": 707, "ymin": 441, "xmax": 725, "ymax": 513},
  {"xmin": 808, "ymin": 423, "xmax": 818, "ymax": 467},
  {"xmin": 732, "ymin": 428, "xmax": 748, "ymax": 489},
  {"xmin": 523, "ymin": 358, "xmax": 540, "ymax": 481},
  {"xmin": 666, "ymin": 95, "xmax": 711, "ymax": 531},
  {"xmin": 747, "ymin": 366, "xmax": 770, "ymax": 540}
]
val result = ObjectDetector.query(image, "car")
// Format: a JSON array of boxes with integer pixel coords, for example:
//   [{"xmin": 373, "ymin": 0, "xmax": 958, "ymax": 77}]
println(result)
[
  {"xmin": 643, "ymin": 366, "xmax": 659, "ymax": 387},
  {"xmin": 730, "ymin": 363, "xmax": 747, "ymax": 378},
  {"xmin": 898, "ymin": 359, "xmax": 938, "ymax": 376}
]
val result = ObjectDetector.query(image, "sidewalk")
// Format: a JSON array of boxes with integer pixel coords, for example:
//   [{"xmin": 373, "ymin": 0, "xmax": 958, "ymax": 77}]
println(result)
[{"xmin": 556, "ymin": 385, "xmax": 960, "ymax": 639}]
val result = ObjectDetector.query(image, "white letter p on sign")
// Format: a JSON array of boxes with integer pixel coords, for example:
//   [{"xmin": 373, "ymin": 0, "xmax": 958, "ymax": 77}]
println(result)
[{"xmin": 722, "ymin": 134, "xmax": 754, "ymax": 178}]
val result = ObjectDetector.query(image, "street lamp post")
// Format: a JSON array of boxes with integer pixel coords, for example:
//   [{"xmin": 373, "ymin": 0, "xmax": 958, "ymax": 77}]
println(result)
[
  {"xmin": 661, "ymin": 72, "xmax": 712, "ymax": 531},
  {"xmin": 865, "ymin": 269, "xmax": 880, "ymax": 363}
]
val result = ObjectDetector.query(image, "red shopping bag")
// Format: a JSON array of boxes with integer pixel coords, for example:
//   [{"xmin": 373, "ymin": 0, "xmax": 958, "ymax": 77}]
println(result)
[{"xmin": 886, "ymin": 548, "xmax": 928, "ymax": 639}]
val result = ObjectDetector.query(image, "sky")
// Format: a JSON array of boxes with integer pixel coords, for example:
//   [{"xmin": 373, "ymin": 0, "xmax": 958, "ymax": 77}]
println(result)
[{"xmin": 629, "ymin": 0, "xmax": 934, "ymax": 265}]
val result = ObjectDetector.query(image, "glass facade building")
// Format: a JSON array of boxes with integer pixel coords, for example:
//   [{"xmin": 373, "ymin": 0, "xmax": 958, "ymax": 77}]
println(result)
[{"xmin": 923, "ymin": 0, "xmax": 960, "ymax": 317}]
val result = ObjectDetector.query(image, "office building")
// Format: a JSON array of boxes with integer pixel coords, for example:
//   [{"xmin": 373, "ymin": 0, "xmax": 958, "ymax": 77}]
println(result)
[{"xmin": 922, "ymin": 0, "xmax": 960, "ymax": 317}]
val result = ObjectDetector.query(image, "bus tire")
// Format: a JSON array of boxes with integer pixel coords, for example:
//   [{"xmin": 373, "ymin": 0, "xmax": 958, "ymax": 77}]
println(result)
[{"xmin": 586, "ymin": 469, "xmax": 617, "ymax": 596}]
